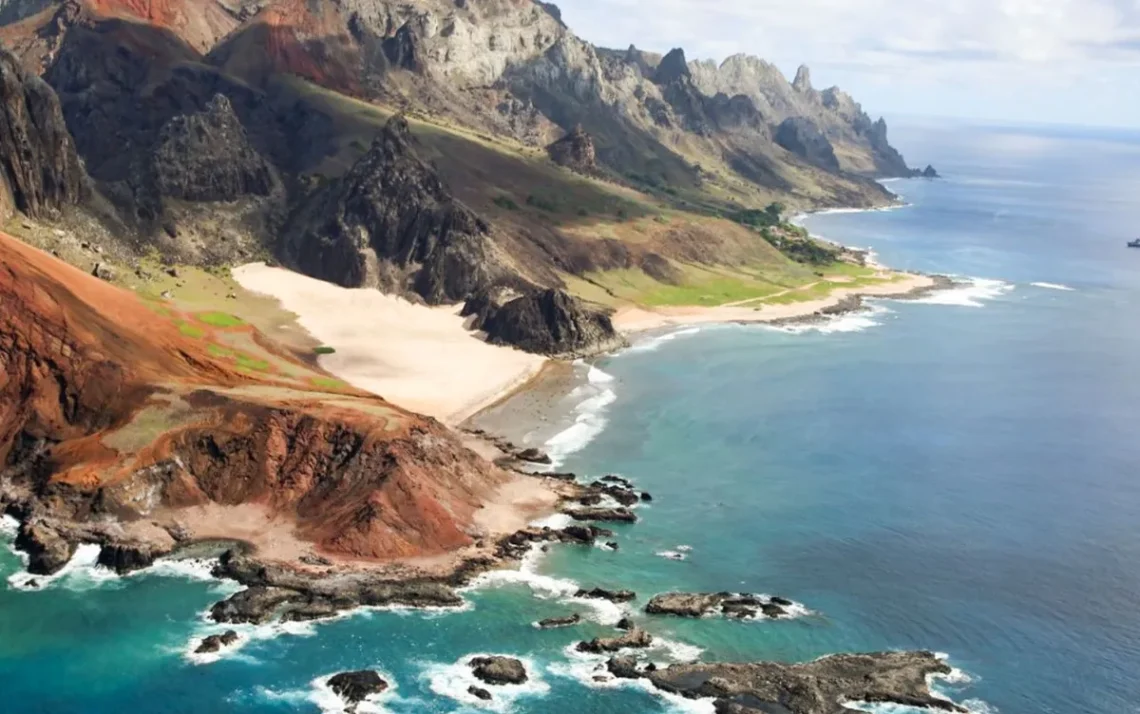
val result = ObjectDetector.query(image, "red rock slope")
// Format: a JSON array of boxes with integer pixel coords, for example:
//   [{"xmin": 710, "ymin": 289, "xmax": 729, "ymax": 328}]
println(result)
[{"xmin": 0, "ymin": 232, "xmax": 515, "ymax": 567}]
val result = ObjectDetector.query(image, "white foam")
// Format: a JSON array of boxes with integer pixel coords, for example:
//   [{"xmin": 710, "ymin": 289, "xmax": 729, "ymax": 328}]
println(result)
[
  {"xmin": 422, "ymin": 654, "xmax": 550, "ymax": 713},
  {"xmin": 462, "ymin": 548, "xmax": 627, "ymax": 625},
  {"xmin": 1030, "ymin": 281, "xmax": 1074, "ymax": 291},
  {"xmin": 656, "ymin": 550, "xmax": 688, "ymax": 561},
  {"xmin": 912, "ymin": 277, "xmax": 1014, "ymax": 307},
  {"xmin": 253, "ymin": 671, "xmax": 401, "ymax": 714},
  {"xmin": 542, "ymin": 385, "xmax": 617, "ymax": 468},
  {"xmin": 587, "ymin": 366, "xmax": 615, "ymax": 384},
  {"xmin": 529, "ymin": 513, "xmax": 573, "ymax": 530},
  {"xmin": 675, "ymin": 545, "xmax": 693, "ymax": 553},
  {"xmin": 6, "ymin": 543, "xmax": 119, "ymax": 591},
  {"xmin": 624, "ymin": 326, "xmax": 702, "ymax": 354},
  {"xmin": 768, "ymin": 303, "xmax": 893, "ymax": 335},
  {"xmin": 549, "ymin": 639, "xmax": 711, "ymax": 711},
  {"xmin": 0, "ymin": 514, "xmax": 17, "ymax": 539}
]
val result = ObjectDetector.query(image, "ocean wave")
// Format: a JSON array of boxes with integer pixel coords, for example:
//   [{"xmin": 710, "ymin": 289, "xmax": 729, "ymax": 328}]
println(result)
[
  {"xmin": 461, "ymin": 548, "xmax": 628, "ymax": 625},
  {"xmin": 911, "ymin": 277, "xmax": 1014, "ymax": 307},
  {"xmin": 656, "ymin": 550, "xmax": 688, "ymax": 561},
  {"xmin": 548, "ymin": 640, "xmax": 711, "ymax": 712},
  {"xmin": 1029, "ymin": 281, "xmax": 1075, "ymax": 291},
  {"xmin": 542, "ymin": 374, "xmax": 618, "ymax": 468},
  {"xmin": 6, "ymin": 544, "xmax": 120, "ymax": 592},
  {"xmin": 422, "ymin": 654, "xmax": 550, "ymax": 713},
  {"xmin": 768, "ymin": 304, "xmax": 894, "ymax": 335},
  {"xmin": 251, "ymin": 671, "xmax": 402, "ymax": 714},
  {"xmin": 624, "ymin": 327, "xmax": 702, "ymax": 354}
]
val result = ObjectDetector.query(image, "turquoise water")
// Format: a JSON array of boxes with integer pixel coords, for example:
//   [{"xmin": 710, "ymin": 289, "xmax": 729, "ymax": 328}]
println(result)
[{"xmin": 4, "ymin": 122, "xmax": 1140, "ymax": 713}]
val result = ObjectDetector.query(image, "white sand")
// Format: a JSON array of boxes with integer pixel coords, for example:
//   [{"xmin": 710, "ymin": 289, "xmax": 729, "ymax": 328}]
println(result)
[
  {"xmin": 613, "ymin": 273, "xmax": 935, "ymax": 332},
  {"xmin": 233, "ymin": 263, "xmax": 546, "ymax": 425}
]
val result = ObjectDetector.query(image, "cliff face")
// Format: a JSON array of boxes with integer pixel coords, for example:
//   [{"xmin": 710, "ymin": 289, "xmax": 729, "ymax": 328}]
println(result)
[
  {"xmin": 282, "ymin": 115, "xmax": 504, "ymax": 304},
  {"xmin": 0, "ymin": 232, "xmax": 512, "ymax": 570},
  {"xmin": 465, "ymin": 287, "xmax": 626, "ymax": 358},
  {"xmin": 0, "ymin": 47, "xmax": 85, "ymax": 219}
]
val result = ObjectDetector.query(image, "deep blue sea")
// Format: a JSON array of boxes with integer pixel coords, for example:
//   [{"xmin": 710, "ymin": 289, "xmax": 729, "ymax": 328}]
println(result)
[{"xmin": 4, "ymin": 121, "xmax": 1140, "ymax": 714}]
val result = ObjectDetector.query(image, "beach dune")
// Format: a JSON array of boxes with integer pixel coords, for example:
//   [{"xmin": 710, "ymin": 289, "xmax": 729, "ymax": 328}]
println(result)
[{"xmin": 233, "ymin": 263, "xmax": 546, "ymax": 425}]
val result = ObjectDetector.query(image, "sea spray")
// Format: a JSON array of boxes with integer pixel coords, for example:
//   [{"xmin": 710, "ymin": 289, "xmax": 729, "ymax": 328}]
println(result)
[
  {"xmin": 912, "ymin": 277, "xmax": 1014, "ymax": 307},
  {"xmin": 542, "ymin": 364, "xmax": 619, "ymax": 467}
]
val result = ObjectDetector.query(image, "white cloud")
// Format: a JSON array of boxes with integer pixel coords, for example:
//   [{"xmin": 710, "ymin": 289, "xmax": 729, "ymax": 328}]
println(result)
[{"xmin": 554, "ymin": 0, "xmax": 1140, "ymax": 124}]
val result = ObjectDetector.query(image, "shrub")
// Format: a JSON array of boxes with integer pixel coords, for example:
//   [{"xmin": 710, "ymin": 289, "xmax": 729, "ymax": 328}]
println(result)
[
  {"xmin": 313, "ymin": 346, "xmax": 337, "ymax": 355},
  {"xmin": 493, "ymin": 195, "xmax": 519, "ymax": 211}
]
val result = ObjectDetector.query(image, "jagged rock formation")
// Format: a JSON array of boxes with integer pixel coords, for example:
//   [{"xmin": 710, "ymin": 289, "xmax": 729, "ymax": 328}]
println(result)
[
  {"xmin": 282, "ymin": 115, "xmax": 502, "ymax": 304},
  {"xmin": 327, "ymin": 670, "xmax": 389, "ymax": 711},
  {"xmin": 152, "ymin": 94, "xmax": 277, "ymax": 202},
  {"xmin": 465, "ymin": 287, "xmax": 627, "ymax": 359},
  {"xmin": 0, "ymin": 47, "xmax": 85, "ymax": 219},
  {"xmin": 775, "ymin": 117, "xmax": 840, "ymax": 172},
  {"xmin": 546, "ymin": 125, "xmax": 597, "ymax": 174}
]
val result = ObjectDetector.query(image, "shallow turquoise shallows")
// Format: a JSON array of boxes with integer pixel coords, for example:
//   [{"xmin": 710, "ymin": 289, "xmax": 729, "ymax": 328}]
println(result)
[{"xmin": 4, "ymin": 121, "xmax": 1140, "ymax": 714}]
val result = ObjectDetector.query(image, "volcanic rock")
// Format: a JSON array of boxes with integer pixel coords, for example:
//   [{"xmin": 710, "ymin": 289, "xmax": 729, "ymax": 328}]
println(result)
[
  {"xmin": 546, "ymin": 125, "xmax": 598, "ymax": 174},
  {"xmin": 537, "ymin": 613, "xmax": 581, "ymax": 629},
  {"xmin": 194, "ymin": 630, "xmax": 239, "ymax": 654},
  {"xmin": 565, "ymin": 507, "xmax": 638, "ymax": 523},
  {"xmin": 327, "ymin": 670, "xmax": 389, "ymax": 708},
  {"xmin": 469, "ymin": 656, "xmax": 528, "ymax": 685},
  {"xmin": 576, "ymin": 627, "xmax": 653, "ymax": 654},
  {"xmin": 14, "ymin": 521, "xmax": 75, "ymax": 575},
  {"xmin": 467, "ymin": 685, "xmax": 493, "ymax": 700},
  {"xmin": 575, "ymin": 587, "xmax": 636, "ymax": 603},
  {"xmin": 467, "ymin": 287, "xmax": 627, "ymax": 358},
  {"xmin": 775, "ymin": 117, "xmax": 840, "ymax": 173}
]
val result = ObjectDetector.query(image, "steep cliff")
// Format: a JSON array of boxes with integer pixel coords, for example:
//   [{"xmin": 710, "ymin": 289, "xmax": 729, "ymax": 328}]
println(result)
[
  {"xmin": 281, "ymin": 114, "xmax": 504, "ymax": 304},
  {"xmin": 465, "ymin": 287, "xmax": 626, "ymax": 358},
  {"xmin": 0, "ymin": 47, "xmax": 85, "ymax": 219}
]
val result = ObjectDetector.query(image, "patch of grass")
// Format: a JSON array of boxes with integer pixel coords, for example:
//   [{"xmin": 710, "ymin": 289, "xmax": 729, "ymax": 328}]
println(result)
[
  {"xmin": 207, "ymin": 343, "xmax": 235, "ymax": 358},
  {"xmin": 197, "ymin": 312, "xmax": 245, "ymax": 328},
  {"xmin": 177, "ymin": 322, "xmax": 205, "ymax": 339},
  {"xmin": 313, "ymin": 346, "xmax": 337, "ymax": 355},
  {"xmin": 235, "ymin": 354, "xmax": 271, "ymax": 372},
  {"xmin": 492, "ymin": 195, "xmax": 520, "ymax": 211},
  {"xmin": 526, "ymin": 194, "xmax": 559, "ymax": 212},
  {"xmin": 310, "ymin": 377, "xmax": 348, "ymax": 390}
]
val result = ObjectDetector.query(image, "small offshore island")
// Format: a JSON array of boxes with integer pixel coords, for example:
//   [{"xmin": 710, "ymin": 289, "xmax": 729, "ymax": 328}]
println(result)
[{"xmin": 0, "ymin": 0, "xmax": 964, "ymax": 711}]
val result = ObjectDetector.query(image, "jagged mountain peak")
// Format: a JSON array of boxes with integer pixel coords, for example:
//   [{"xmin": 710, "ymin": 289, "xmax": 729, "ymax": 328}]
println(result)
[
  {"xmin": 792, "ymin": 64, "xmax": 813, "ymax": 93},
  {"xmin": 653, "ymin": 47, "xmax": 691, "ymax": 84}
]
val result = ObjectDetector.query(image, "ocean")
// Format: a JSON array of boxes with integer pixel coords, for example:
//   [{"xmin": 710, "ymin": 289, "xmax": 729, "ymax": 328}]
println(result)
[{"xmin": 3, "ymin": 120, "xmax": 1140, "ymax": 713}]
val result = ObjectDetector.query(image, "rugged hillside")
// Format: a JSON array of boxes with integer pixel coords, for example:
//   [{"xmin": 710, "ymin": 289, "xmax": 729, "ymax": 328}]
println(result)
[
  {"xmin": 0, "ymin": 0, "xmax": 934, "ymax": 357},
  {"xmin": 0, "ymin": 231, "xmax": 528, "ymax": 572}
]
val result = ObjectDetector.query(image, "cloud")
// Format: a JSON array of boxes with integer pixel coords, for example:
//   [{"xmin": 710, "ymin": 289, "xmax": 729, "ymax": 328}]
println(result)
[{"xmin": 555, "ymin": 0, "xmax": 1140, "ymax": 79}]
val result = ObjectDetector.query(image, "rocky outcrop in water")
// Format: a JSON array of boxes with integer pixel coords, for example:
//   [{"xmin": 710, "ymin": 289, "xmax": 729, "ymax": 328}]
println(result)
[
  {"xmin": 469, "ymin": 656, "xmax": 528, "ymax": 685},
  {"xmin": 646, "ymin": 592, "xmax": 798, "ymax": 620},
  {"xmin": 14, "ymin": 521, "xmax": 76, "ymax": 575},
  {"xmin": 194, "ymin": 630, "xmax": 239, "ymax": 653},
  {"xmin": 644, "ymin": 651, "xmax": 963, "ymax": 714},
  {"xmin": 577, "ymin": 627, "xmax": 653, "ymax": 654},
  {"xmin": 0, "ymin": 47, "xmax": 85, "ymax": 219},
  {"xmin": 327, "ymin": 670, "xmax": 389, "ymax": 711}
]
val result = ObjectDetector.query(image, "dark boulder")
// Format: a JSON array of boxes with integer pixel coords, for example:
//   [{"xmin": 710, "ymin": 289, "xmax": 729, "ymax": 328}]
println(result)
[
  {"xmin": 577, "ymin": 627, "xmax": 653, "ymax": 654},
  {"xmin": 209, "ymin": 585, "xmax": 298, "ymax": 624},
  {"xmin": 575, "ymin": 587, "xmax": 636, "ymax": 603},
  {"xmin": 466, "ymin": 287, "xmax": 627, "ymax": 358},
  {"xmin": 467, "ymin": 685, "xmax": 493, "ymax": 700},
  {"xmin": 14, "ymin": 521, "xmax": 76, "ymax": 575},
  {"xmin": 469, "ymin": 656, "xmax": 528, "ymax": 685},
  {"xmin": 515, "ymin": 448, "xmax": 552, "ymax": 464},
  {"xmin": 565, "ymin": 507, "xmax": 638, "ymax": 523},
  {"xmin": 537, "ymin": 613, "xmax": 581, "ymax": 629},
  {"xmin": 327, "ymin": 670, "xmax": 389, "ymax": 707},
  {"xmin": 607, "ymin": 655, "xmax": 643, "ymax": 679},
  {"xmin": 0, "ymin": 48, "xmax": 86, "ymax": 218},
  {"xmin": 194, "ymin": 630, "xmax": 239, "ymax": 654},
  {"xmin": 97, "ymin": 542, "xmax": 164, "ymax": 574}
]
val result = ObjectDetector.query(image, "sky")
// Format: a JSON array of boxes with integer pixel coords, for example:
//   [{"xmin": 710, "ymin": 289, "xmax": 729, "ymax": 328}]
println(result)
[{"xmin": 554, "ymin": 0, "xmax": 1140, "ymax": 128}]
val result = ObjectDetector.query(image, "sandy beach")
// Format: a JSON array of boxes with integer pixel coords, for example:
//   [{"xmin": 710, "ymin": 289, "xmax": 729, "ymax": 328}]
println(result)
[
  {"xmin": 232, "ymin": 263, "xmax": 546, "ymax": 425},
  {"xmin": 611, "ymin": 273, "xmax": 936, "ymax": 333}
]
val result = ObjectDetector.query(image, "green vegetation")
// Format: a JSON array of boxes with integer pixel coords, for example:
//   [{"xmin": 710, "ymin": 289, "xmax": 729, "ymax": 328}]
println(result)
[
  {"xmin": 310, "ymin": 377, "xmax": 348, "ymax": 390},
  {"xmin": 235, "ymin": 354, "xmax": 270, "ymax": 372},
  {"xmin": 197, "ymin": 312, "xmax": 245, "ymax": 327},
  {"xmin": 207, "ymin": 343, "xmax": 235, "ymax": 358},
  {"xmin": 492, "ymin": 195, "xmax": 520, "ymax": 211},
  {"xmin": 313, "ymin": 346, "xmax": 337, "ymax": 355},
  {"xmin": 177, "ymin": 322, "xmax": 205, "ymax": 339},
  {"xmin": 526, "ymin": 193, "xmax": 559, "ymax": 212}
]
